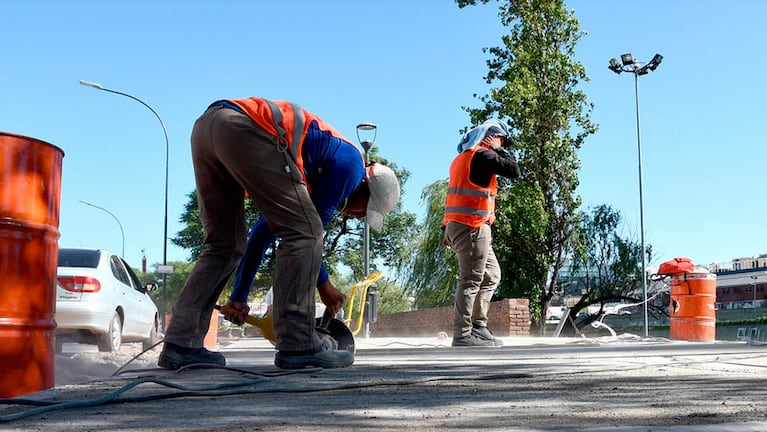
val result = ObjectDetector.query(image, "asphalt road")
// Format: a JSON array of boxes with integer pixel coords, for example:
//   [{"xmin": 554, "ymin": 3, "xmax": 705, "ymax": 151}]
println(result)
[{"xmin": 2, "ymin": 335, "xmax": 767, "ymax": 431}]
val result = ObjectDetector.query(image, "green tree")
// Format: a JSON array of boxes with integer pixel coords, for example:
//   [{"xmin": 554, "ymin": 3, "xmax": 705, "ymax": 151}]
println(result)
[
  {"xmin": 457, "ymin": 0, "xmax": 597, "ymax": 332},
  {"xmin": 493, "ymin": 181, "xmax": 548, "ymax": 319},
  {"xmin": 559, "ymin": 204, "xmax": 650, "ymax": 335},
  {"xmin": 402, "ymin": 179, "xmax": 458, "ymax": 309}
]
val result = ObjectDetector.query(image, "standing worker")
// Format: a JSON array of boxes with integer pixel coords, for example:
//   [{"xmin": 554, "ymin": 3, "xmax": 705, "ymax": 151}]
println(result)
[
  {"xmin": 159, "ymin": 97, "xmax": 400, "ymax": 370},
  {"xmin": 443, "ymin": 119, "xmax": 520, "ymax": 347}
]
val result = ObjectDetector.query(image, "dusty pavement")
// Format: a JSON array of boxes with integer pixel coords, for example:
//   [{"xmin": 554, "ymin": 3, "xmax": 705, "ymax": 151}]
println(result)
[{"xmin": 2, "ymin": 335, "xmax": 767, "ymax": 432}]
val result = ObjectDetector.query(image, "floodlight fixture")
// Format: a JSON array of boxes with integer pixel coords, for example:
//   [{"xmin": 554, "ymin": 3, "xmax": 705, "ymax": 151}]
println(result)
[
  {"xmin": 647, "ymin": 54, "xmax": 663, "ymax": 71},
  {"xmin": 608, "ymin": 58, "xmax": 622, "ymax": 74},
  {"xmin": 621, "ymin": 53, "xmax": 634, "ymax": 66}
]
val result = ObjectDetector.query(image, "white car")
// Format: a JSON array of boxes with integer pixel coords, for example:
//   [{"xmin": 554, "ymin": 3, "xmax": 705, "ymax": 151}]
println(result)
[{"xmin": 55, "ymin": 248, "xmax": 160, "ymax": 352}]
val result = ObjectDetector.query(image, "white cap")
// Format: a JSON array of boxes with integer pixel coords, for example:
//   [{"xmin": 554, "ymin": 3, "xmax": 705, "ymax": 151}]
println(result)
[{"xmin": 366, "ymin": 163, "xmax": 400, "ymax": 232}]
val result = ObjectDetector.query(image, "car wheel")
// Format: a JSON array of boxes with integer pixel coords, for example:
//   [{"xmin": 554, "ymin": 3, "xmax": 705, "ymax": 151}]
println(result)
[
  {"xmin": 142, "ymin": 317, "xmax": 160, "ymax": 351},
  {"xmin": 97, "ymin": 313, "xmax": 122, "ymax": 352}
]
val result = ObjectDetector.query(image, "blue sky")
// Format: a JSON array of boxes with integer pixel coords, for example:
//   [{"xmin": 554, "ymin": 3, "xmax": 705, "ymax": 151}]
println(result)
[{"xmin": 2, "ymin": 0, "xmax": 765, "ymax": 273}]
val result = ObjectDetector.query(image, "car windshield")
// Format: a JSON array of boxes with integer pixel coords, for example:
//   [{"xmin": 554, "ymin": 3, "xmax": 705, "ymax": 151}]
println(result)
[{"xmin": 58, "ymin": 249, "xmax": 101, "ymax": 268}]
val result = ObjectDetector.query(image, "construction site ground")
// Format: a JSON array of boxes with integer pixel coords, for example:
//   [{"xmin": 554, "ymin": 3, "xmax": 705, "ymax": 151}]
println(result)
[{"xmin": 2, "ymin": 334, "xmax": 767, "ymax": 432}]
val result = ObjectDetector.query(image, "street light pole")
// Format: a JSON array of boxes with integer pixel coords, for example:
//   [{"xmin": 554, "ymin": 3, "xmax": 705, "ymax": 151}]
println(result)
[
  {"xmin": 80, "ymin": 200, "xmax": 125, "ymax": 258},
  {"xmin": 356, "ymin": 122, "xmax": 377, "ymax": 338},
  {"xmin": 79, "ymin": 80, "xmax": 170, "ymax": 332},
  {"xmin": 356, "ymin": 123, "xmax": 377, "ymax": 277},
  {"xmin": 608, "ymin": 53, "xmax": 663, "ymax": 338}
]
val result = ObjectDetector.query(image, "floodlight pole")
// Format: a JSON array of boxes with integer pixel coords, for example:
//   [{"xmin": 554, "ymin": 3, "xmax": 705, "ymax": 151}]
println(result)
[
  {"xmin": 79, "ymin": 80, "xmax": 170, "ymax": 332},
  {"xmin": 608, "ymin": 54, "xmax": 663, "ymax": 338}
]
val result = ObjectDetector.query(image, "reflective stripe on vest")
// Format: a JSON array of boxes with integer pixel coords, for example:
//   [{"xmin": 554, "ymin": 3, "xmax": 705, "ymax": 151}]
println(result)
[
  {"xmin": 228, "ymin": 98, "xmax": 310, "ymax": 181},
  {"xmin": 443, "ymin": 147, "xmax": 497, "ymax": 227},
  {"xmin": 265, "ymin": 99, "xmax": 305, "ymax": 166}
]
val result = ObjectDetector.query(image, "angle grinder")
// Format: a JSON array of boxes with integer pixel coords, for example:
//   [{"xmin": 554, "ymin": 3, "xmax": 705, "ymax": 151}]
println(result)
[
  {"xmin": 216, "ymin": 304, "xmax": 355, "ymax": 354},
  {"xmin": 316, "ymin": 308, "xmax": 355, "ymax": 354}
]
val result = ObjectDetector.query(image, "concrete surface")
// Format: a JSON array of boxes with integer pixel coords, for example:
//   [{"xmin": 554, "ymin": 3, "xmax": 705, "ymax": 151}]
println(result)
[{"xmin": 2, "ymin": 334, "xmax": 767, "ymax": 431}]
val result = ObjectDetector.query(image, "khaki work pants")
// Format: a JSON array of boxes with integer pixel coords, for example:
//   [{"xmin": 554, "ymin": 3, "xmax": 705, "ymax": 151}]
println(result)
[
  {"xmin": 445, "ymin": 221, "xmax": 501, "ymax": 338},
  {"xmin": 164, "ymin": 105, "xmax": 323, "ymax": 352}
]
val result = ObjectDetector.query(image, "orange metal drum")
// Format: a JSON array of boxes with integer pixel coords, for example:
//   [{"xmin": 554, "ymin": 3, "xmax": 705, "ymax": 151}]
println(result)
[
  {"xmin": 669, "ymin": 272, "xmax": 717, "ymax": 342},
  {"xmin": 0, "ymin": 132, "xmax": 64, "ymax": 398}
]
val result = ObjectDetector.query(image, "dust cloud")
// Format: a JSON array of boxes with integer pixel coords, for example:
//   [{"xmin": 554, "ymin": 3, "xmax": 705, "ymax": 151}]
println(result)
[{"xmin": 55, "ymin": 343, "xmax": 160, "ymax": 386}]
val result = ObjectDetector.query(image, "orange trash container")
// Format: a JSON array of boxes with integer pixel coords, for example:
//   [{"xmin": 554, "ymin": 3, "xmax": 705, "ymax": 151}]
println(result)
[
  {"xmin": 0, "ymin": 132, "xmax": 64, "ymax": 398},
  {"xmin": 669, "ymin": 271, "xmax": 717, "ymax": 342}
]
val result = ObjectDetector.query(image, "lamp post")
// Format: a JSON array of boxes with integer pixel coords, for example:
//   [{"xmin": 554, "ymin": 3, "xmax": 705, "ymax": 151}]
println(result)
[
  {"xmin": 356, "ymin": 123, "xmax": 377, "ymax": 277},
  {"xmin": 79, "ymin": 80, "xmax": 170, "ymax": 332},
  {"xmin": 356, "ymin": 122, "xmax": 376, "ymax": 338},
  {"xmin": 80, "ymin": 200, "xmax": 125, "ymax": 258},
  {"xmin": 608, "ymin": 53, "xmax": 663, "ymax": 338}
]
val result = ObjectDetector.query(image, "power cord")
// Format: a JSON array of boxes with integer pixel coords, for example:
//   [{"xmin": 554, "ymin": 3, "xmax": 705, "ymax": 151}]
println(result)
[{"xmin": 0, "ymin": 368, "xmax": 528, "ymax": 423}]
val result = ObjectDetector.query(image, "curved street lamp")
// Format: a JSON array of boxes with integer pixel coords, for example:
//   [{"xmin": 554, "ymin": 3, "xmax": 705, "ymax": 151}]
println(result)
[
  {"xmin": 608, "ymin": 53, "xmax": 663, "ymax": 337},
  {"xmin": 79, "ymin": 80, "xmax": 170, "ymax": 331},
  {"xmin": 80, "ymin": 200, "xmax": 125, "ymax": 258}
]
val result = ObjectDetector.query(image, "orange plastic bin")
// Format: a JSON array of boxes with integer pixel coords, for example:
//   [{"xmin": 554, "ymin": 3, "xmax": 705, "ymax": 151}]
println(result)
[{"xmin": 0, "ymin": 132, "xmax": 64, "ymax": 398}]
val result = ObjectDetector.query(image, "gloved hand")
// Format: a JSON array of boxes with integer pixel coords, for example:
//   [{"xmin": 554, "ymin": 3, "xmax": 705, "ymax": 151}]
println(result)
[
  {"xmin": 317, "ymin": 280, "xmax": 346, "ymax": 317},
  {"xmin": 223, "ymin": 299, "xmax": 251, "ymax": 326}
]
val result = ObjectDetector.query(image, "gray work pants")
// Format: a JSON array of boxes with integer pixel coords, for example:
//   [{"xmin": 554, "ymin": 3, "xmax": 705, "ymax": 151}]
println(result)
[
  {"xmin": 164, "ymin": 105, "xmax": 323, "ymax": 352},
  {"xmin": 445, "ymin": 221, "xmax": 501, "ymax": 338}
]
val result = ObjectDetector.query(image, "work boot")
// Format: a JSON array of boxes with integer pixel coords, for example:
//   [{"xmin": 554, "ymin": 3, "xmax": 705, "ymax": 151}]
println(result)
[
  {"xmin": 158, "ymin": 342, "xmax": 226, "ymax": 370},
  {"xmin": 471, "ymin": 325, "xmax": 504, "ymax": 347},
  {"xmin": 451, "ymin": 333, "xmax": 496, "ymax": 347},
  {"xmin": 275, "ymin": 346, "xmax": 354, "ymax": 369}
]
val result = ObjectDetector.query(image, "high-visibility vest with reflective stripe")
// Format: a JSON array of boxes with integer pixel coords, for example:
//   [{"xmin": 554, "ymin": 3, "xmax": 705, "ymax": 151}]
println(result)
[
  {"xmin": 227, "ymin": 97, "xmax": 356, "ymax": 184},
  {"xmin": 443, "ymin": 146, "xmax": 497, "ymax": 227}
]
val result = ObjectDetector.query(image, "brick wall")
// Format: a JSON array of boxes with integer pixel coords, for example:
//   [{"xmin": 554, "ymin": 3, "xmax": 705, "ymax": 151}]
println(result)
[{"xmin": 369, "ymin": 298, "xmax": 530, "ymax": 337}]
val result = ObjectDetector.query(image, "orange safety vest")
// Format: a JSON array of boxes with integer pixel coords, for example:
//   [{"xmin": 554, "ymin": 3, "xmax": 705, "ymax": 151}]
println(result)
[
  {"xmin": 227, "ymin": 97, "xmax": 356, "ymax": 183},
  {"xmin": 443, "ymin": 146, "xmax": 497, "ymax": 227}
]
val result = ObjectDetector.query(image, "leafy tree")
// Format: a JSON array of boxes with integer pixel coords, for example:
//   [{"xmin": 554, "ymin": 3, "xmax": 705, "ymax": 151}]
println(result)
[
  {"xmin": 492, "ymin": 180, "xmax": 548, "ymax": 319},
  {"xmin": 456, "ymin": 0, "xmax": 597, "ymax": 332},
  {"xmin": 402, "ymin": 179, "xmax": 458, "ymax": 309},
  {"xmin": 375, "ymin": 278, "xmax": 413, "ymax": 315},
  {"xmin": 557, "ymin": 204, "xmax": 653, "ymax": 335}
]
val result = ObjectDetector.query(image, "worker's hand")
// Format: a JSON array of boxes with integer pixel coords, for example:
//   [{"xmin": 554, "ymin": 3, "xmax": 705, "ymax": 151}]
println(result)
[
  {"xmin": 223, "ymin": 299, "xmax": 250, "ymax": 326},
  {"xmin": 441, "ymin": 225, "xmax": 451, "ymax": 250},
  {"xmin": 481, "ymin": 134, "xmax": 504, "ymax": 149},
  {"xmin": 317, "ymin": 280, "xmax": 346, "ymax": 317}
]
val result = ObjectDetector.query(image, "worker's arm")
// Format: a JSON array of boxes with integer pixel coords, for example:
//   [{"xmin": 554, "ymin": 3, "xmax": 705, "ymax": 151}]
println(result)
[
  {"xmin": 317, "ymin": 279, "xmax": 346, "ymax": 316},
  {"xmin": 230, "ymin": 218, "xmax": 274, "ymax": 303}
]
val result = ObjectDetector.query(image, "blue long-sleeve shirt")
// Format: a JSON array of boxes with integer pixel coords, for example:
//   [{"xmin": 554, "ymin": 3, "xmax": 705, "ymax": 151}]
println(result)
[{"xmin": 229, "ymin": 121, "xmax": 365, "ymax": 303}]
